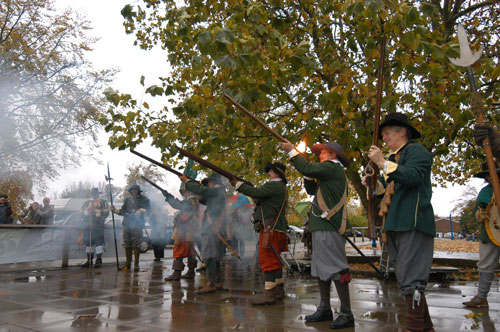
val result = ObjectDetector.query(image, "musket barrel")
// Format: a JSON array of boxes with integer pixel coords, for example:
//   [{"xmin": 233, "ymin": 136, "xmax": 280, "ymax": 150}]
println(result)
[
  {"xmin": 140, "ymin": 175, "xmax": 166, "ymax": 192},
  {"xmin": 130, "ymin": 149, "xmax": 198, "ymax": 183},
  {"xmin": 223, "ymin": 93, "xmax": 288, "ymax": 143},
  {"xmin": 175, "ymin": 145, "xmax": 252, "ymax": 186}
]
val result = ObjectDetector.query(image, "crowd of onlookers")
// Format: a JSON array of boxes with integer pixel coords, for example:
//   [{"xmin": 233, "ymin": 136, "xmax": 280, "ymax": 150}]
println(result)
[{"xmin": 0, "ymin": 194, "xmax": 54, "ymax": 225}]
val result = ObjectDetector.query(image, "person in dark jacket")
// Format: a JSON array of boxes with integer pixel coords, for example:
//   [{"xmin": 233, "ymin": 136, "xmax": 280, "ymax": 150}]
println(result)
[
  {"xmin": 280, "ymin": 140, "xmax": 353, "ymax": 329},
  {"xmin": 463, "ymin": 162, "xmax": 500, "ymax": 308},
  {"xmin": 80, "ymin": 188, "xmax": 109, "ymax": 268},
  {"xmin": 180, "ymin": 173, "xmax": 227, "ymax": 295},
  {"xmin": 162, "ymin": 185, "xmax": 200, "ymax": 281},
  {"xmin": 112, "ymin": 184, "xmax": 151, "ymax": 272},
  {"xmin": 366, "ymin": 112, "xmax": 435, "ymax": 332},
  {"xmin": 232, "ymin": 162, "xmax": 288, "ymax": 305},
  {"xmin": 0, "ymin": 194, "xmax": 13, "ymax": 224}
]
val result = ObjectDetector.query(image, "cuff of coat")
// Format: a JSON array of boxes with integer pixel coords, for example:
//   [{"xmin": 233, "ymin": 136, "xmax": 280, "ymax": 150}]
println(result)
[
  {"xmin": 304, "ymin": 176, "xmax": 314, "ymax": 181},
  {"xmin": 288, "ymin": 149, "xmax": 299, "ymax": 159},
  {"xmin": 235, "ymin": 181, "xmax": 244, "ymax": 189},
  {"xmin": 385, "ymin": 161, "xmax": 398, "ymax": 174}
]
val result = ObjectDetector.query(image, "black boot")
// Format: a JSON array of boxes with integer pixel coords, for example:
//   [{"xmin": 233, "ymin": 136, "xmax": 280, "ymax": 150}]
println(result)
[
  {"xmin": 94, "ymin": 254, "xmax": 103, "ymax": 268},
  {"xmin": 182, "ymin": 256, "xmax": 197, "ymax": 279},
  {"xmin": 305, "ymin": 279, "xmax": 333, "ymax": 322},
  {"xmin": 330, "ymin": 306, "xmax": 354, "ymax": 329},
  {"xmin": 81, "ymin": 253, "xmax": 94, "ymax": 268}
]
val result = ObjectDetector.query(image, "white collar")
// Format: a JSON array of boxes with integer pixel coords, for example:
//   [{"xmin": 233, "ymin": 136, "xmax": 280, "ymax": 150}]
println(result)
[
  {"xmin": 325, "ymin": 158, "xmax": 342, "ymax": 165},
  {"xmin": 270, "ymin": 178, "xmax": 282, "ymax": 182}
]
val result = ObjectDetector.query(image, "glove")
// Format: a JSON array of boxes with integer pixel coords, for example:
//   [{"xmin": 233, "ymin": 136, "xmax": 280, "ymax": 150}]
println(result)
[
  {"xmin": 162, "ymin": 190, "xmax": 173, "ymax": 200},
  {"xmin": 475, "ymin": 207, "xmax": 489, "ymax": 222},
  {"xmin": 473, "ymin": 124, "xmax": 492, "ymax": 146},
  {"xmin": 253, "ymin": 220, "xmax": 263, "ymax": 232},
  {"xmin": 230, "ymin": 177, "xmax": 238, "ymax": 187}
]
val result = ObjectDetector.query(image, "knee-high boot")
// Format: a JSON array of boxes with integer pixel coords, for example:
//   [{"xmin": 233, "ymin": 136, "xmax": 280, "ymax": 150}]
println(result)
[
  {"xmin": 165, "ymin": 258, "xmax": 184, "ymax": 281},
  {"xmin": 405, "ymin": 291, "xmax": 425, "ymax": 332},
  {"xmin": 133, "ymin": 248, "xmax": 140, "ymax": 272},
  {"xmin": 121, "ymin": 248, "xmax": 132, "ymax": 271},
  {"xmin": 182, "ymin": 256, "xmax": 197, "ymax": 279},
  {"xmin": 331, "ymin": 280, "xmax": 354, "ymax": 329},
  {"xmin": 251, "ymin": 270, "xmax": 277, "ymax": 305}
]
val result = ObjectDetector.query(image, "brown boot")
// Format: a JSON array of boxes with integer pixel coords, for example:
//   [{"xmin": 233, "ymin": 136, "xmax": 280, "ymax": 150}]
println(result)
[
  {"xmin": 133, "ymin": 248, "xmax": 140, "ymax": 272},
  {"xmin": 405, "ymin": 292, "xmax": 425, "ymax": 332},
  {"xmin": 275, "ymin": 283, "xmax": 285, "ymax": 301},
  {"xmin": 251, "ymin": 288, "xmax": 276, "ymax": 305},
  {"xmin": 121, "ymin": 248, "xmax": 132, "ymax": 271},
  {"xmin": 165, "ymin": 259, "xmax": 184, "ymax": 281},
  {"xmin": 463, "ymin": 295, "xmax": 489, "ymax": 308},
  {"xmin": 196, "ymin": 281, "xmax": 216, "ymax": 295}
]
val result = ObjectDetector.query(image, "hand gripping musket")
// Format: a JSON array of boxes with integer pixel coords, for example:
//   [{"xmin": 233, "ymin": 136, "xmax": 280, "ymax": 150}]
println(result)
[
  {"xmin": 223, "ymin": 93, "xmax": 384, "ymax": 278},
  {"xmin": 105, "ymin": 163, "xmax": 121, "ymax": 271},
  {"xmin": 449, "ymin": 25, "xmax": 500, "ymax": 217},
  {"xmin": 130, "ymin": 149, "xmax": 199, "ymax": 183}
]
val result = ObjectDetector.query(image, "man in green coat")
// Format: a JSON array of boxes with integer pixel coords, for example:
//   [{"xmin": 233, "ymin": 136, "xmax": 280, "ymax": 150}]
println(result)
[
  {"xmin": 367, "ymin": 112, "xmax": 435, "ymax": 332},
  {"xmin": 463, "ymin": 162, "xmax": 500, "ymax": 308},
  {"xmin": 231, "ymin": 162, "xmax": 288, "ymax": 305},
  {"xmin": 280, "ymin": 141, "xmax": 353, "ymax": 330},
  {"xmin": 112, "ymin": 184, "xmax": 151, "ymax": 272},
  {"xmin": 180, "ymin": 172, "xmax": 227, "ymax": 295}
]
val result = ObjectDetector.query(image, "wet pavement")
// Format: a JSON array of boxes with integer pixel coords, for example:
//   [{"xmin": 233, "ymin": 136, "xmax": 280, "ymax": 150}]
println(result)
[{"xmin": 0, "ymin": 249, "xmax": 498, "ymax": 331}]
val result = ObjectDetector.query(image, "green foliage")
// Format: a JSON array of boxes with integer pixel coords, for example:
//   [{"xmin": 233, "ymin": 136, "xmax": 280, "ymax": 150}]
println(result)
[{"xmin": 101, "ymin": 0, "xmax": 500, "ymax": 212}]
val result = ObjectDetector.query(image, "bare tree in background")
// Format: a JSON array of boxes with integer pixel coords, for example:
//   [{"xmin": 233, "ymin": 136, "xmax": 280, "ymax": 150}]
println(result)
[{"xmin": 0, "ymin": 0, "xmax": 115, "ymax": 190}]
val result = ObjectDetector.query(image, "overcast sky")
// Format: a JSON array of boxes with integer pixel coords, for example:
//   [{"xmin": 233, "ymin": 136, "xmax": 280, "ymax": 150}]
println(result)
[{"xmin": 44, "ymin": 0, "xmax": 485, "ymax": 217}]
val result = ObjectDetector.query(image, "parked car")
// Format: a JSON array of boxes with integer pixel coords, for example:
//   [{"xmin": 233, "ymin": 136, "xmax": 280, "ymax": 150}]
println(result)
[
  {"xmin": 288, "ymin": 225, "xmax": 304, "ymax": 242},
  {"xmin": 345, "ymin": 229, "xmax": 363, "ymax": 237}
]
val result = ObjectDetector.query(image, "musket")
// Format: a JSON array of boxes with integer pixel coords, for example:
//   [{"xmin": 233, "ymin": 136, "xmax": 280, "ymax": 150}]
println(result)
[
  {"xmin": 130, "ymin": 149, "xmax": 199, "ymax": 183},
  {"xmin": 222, "ymin": 92, "xmax": 309, "ymax": 159},
  {"xmin": 140, "ymin": 175, "xmax": 167, "ymax": 193},
  {"xmin": 105, "ymin": 163, "xmax": 120, "ymax": 271},
  {"xmin": 449, "ymin": 25, "xmax": 500, "ymax": 215},
  {"xmin": 175, "ymin": 145, "xmax": 253, "ymax": 186},
  {"xmin": 366, "ymin": 35, "xmax": 387, "ymax": 241}
]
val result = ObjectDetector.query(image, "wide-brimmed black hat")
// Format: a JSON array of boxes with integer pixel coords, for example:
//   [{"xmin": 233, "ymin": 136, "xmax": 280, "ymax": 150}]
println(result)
[
  {"xmin": 128, "ymin": 184, "xmax": 142, "ymax": 193},
  {"xmin": 311, "ymin": 142, "xmax": 350, "ymax": 168},
  {"xmin": 379, "ymin": 112, "xmax": 421, "ymax": 139},
  {"xmin": 265, "ymin": 162, "xmax": 287, "ymax": 183},
  {"xmin": 205, "ymin": 172, "xmax": 223, "ymax": 185},
  {"xmin": 474, "ymin": 162, "xmax": 500, "ymax": 179},
  {"xmin": 90, "ymin": 188, "xmax": 101, "ymax": 195}
]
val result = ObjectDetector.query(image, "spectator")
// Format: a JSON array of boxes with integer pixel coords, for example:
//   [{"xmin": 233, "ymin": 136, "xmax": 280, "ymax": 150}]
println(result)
[
  {"xmin": 0, "ymin": 194, "xmax": 13, "ymax": 224},
  {"xmin": 37, "ymin": 197, "xmax": 54, "ymax": 225},
  {"xmin": 22, "ymin": 202, "xmax": 42, "ymax": 224}
]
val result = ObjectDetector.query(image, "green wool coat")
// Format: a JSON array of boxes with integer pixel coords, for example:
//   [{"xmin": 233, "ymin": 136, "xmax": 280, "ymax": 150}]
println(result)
[
  {"xmin": 237, "ymin": 180, "xmax": 288, "ymax": 233},
  {"xmin": 292, "ymin": 155, "xmax": 348, "ymax": 232},
  {"xmin": 383, "ymin": 141, "xmax": 435, "ymax": 236},
  {"xmin": 475, "ymin": 184, "xmax": 492, "ymax": 243},
  {"xmin": 185, "ymin": 181, "xmax": 227, "ymax": 233},
  {"xmin": 117, "ymin": 195, "xmax": 151, "ymax": 229}
]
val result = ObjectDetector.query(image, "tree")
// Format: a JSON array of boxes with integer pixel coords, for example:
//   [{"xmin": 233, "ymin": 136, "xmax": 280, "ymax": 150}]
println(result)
[
  {"xmin": 452, "ymin": 184, "xmax": 480, "ymax": 233},
  {"xmin": 123, "ymin": 163, "xmax": 165, "ymax": 198},
  {"xmin": 58, "ymin": 180, "xmax": 122, "ymax": 201},
  {"xmin": 0, "ymin": 0, "xmax": 115, "ymax": 190},
  {"xmin": 0, "ymin": 173, "xmax": 33, "ymax": 220},
  {"xmin": 101, "ymin": 0, "xmax": 499, "ymax": 212}
]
